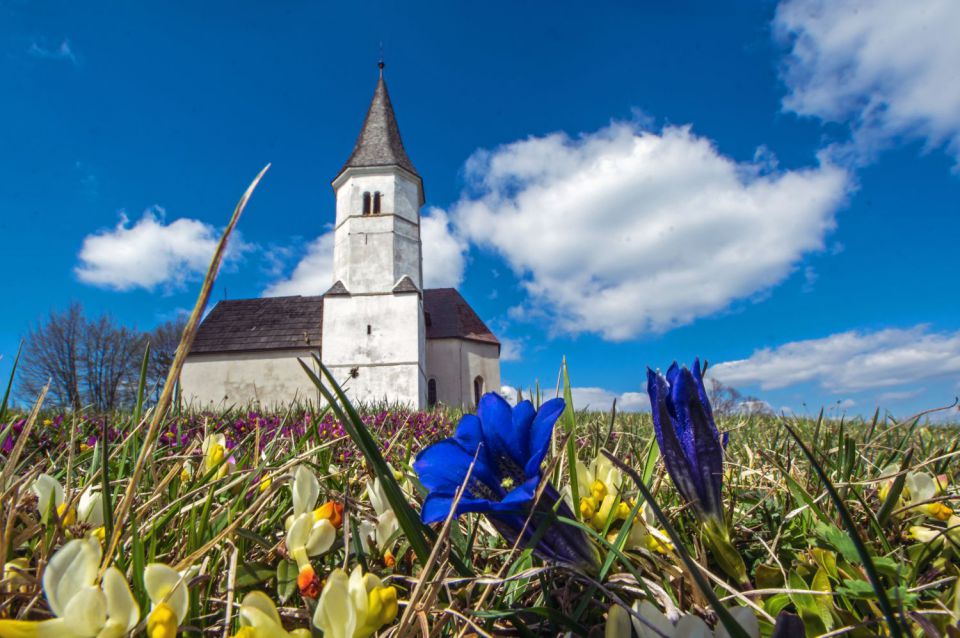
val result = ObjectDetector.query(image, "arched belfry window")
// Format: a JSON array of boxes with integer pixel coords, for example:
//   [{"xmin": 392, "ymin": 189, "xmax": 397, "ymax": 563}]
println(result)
[
  {"xmin": 362, "ymin": 192, "xmax": 371, "ymax": 215},
  {"xmin": 473, "ymin": 376, "xmax": 484, "ymax": 407},
  {"xmin": 373, "ymin": 191, "xmax": 382, "ymax": 214},
  {"xmin": 427, "ymin": 379, "xmax": 437, "ymax": 408}
]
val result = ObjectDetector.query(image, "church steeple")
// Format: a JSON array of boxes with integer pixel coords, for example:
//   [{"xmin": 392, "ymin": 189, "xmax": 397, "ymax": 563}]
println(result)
[{"xmin": 338, "ymin": 65, "xmax": 419, "ymax": 180}]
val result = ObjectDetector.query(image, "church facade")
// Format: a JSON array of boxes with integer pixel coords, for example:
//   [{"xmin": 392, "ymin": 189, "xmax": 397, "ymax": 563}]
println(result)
[{"xmin": 180, "ymin": 68, "xmax": 501, "ymax": 409}]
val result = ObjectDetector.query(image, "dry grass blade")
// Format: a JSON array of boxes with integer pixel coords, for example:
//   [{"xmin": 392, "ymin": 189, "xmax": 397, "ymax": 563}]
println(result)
[{"xmin": 100, "ymin": 164, "xmax": 270, "ymax": 573}]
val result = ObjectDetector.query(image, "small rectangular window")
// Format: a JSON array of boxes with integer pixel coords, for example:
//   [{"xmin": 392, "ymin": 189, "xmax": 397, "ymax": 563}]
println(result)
[{"xmin": 367, "ymin": 324, "xmax": 372, "ymax": 335}]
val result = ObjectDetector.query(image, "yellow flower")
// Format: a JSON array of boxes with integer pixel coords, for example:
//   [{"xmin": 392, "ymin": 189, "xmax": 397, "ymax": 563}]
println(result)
[
  {"xmin": 574, "ymin": 455, "xmax": 623, "ymax": 530},
  {"xmin": 920, "ymin": 501, "xmax": 954, "ymax": 521},
  {"xmin": 362, "ymin": 478, "xmax": 400, "ymax": 556},
  {"xmin": 201, "ymin": 434, "xmax": 231, "ymax": 480},
  {"xmin": 42, "ymin": 419, "xmax": 53, "ymax": 427},
  {"xmin": 231, "ymin": 591, "xmax": 311, "ymax": 638},
  {"xmin": 31, "ymin": 475, "xmax": 103, "ymax": 535},
  {"xmin": 605, "ymin": 604, "xmax": 631, "ymax": 638},
  {"xmin": 0, "ymin": 537, "xmax": 139, "ymax": 637},
  {"xmin": 179, "ymin": 462, "xmax": 193, "ymax": 485},
  {"xmin": 312, "ymin": 566, "xmax": 398, "ymax": 638},
  {"xmin": 144, "ymin": 563, "xmax": 190, "ymax": 638},
  {"xmin": 258, "ymin": 476, "xmax": 272, "ymax": 493}
]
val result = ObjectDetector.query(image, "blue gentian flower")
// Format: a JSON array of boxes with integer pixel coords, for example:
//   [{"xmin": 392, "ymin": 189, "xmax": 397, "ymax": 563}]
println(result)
[
  {"xmin": 414, "ymin": 392, "xmax": 596, "ymax": 569},
  {"xmin": 647, "ymin": 358, "xmax": 725, "ymax": 522}
]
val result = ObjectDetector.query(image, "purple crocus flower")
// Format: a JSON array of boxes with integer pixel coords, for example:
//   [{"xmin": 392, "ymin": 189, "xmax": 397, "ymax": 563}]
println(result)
[
  {"xmin": 647, "ymin": 358, "xmax": 725, "ymax": 522},
  {"xmin": 414, "ymin": 393, "xmax": 597, "ymax": 570}
]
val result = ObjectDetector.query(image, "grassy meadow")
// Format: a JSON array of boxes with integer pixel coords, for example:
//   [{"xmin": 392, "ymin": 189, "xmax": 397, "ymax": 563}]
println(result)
[{"xmin": 1, "ymin": 388, "xmax": 958, "ymax": 636}]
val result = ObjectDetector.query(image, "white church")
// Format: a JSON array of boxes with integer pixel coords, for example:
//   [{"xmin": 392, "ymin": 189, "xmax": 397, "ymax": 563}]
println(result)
[{"xmin": 180, "ymin": 66, "xmax": 501, "ymax": 409}]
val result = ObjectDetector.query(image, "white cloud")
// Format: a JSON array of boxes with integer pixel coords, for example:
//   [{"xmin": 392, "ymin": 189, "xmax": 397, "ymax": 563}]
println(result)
[
  {"xmin": 452, "ymin": 122, "xmax": 849, "ymax": 340},
  {"xmin": 711, "ymin": 325, "xmax": 960, "ymax": 393},
  {"xmin": 263, "ymin": 233, "xmax": 335, "ymax": 297},
  {"xmin": 76, "ymin": 208, "xmax": 247, "ymax": 291},
  {"xmin": 570, "ymin": 387, "xmax": 650, "ymax": 412},
  {"xmin": 28, "ymin": 39, "xmax": 78, "ymax": 65},
  {"xmin": 498, "ymin": 336, "xmax": 523, "ymax": 362},
  {"xmin": 775, "ymin": 0, "xmax": 960, "ymax": 163},
  {"xmin": 421, "ymin": 208, "xmax": 468, "ymax": 288}
]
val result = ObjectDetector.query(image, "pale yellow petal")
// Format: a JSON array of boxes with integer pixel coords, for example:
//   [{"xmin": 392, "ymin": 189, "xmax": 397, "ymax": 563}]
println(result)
[
  {"xmin": 605, "ymin": 605, "xmax": 631, "ymax": 638},
  {"xmin": 32, "ymin": 474, "xmax": 64, "ymax": 521},
  {"xmin": 631, "ymin": 600, "xmax": 673, "ymax": 638},
  {"xmin": 43, "ymin": 538, "xmax": 101, "ymax": 618},
  {"xmin": 60, "ymin": 585, "xmax": 107, "ymax": 636},
  {"xmin": 285, "ymin": 513, "xmax": 312, "ymax": 553},
  {"xmin": 77, "ymin": 491, "xmax": 104, "ymax": 529},
  {"xmin": 313, "ymin": 569, "xmax": 355, "ymax": 638},
  {"xmin": 292, "ymin": 466, "xmax": 319, "ymax": 517},
  {"xmin": 305, "ymin": 520, "xmax": 336, "ymax": 557},
  {"xmin": 143, "ymin": 564, "xmax": 189, "ymax": 624},
  {"xmin": 239, "ymin": 591, "xmax": 282, "ymax": 627},
  {"xmin": 102, "ymin": 567, "xmax": 139, "ymax": 631}
]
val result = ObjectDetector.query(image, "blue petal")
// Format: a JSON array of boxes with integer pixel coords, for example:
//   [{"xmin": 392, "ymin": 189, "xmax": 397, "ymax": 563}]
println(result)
[
  {"xmin": 477, "ymin": 392, "xmax": 528, "ymax": 473},
  {"xmin": 692, "ymin": 358, "xmax": 717, "ymax": 427},
  {"xmin": 648, "ymin": 367, "xmax": 701, "ymax": 511},
  {"xmin": 674, "ymin": 366, "xmax": 724, "ymax": 519},
  {"xmin": 525, "ymin": 398, "xmax": 565, "ymax": 477},
  {"xmin": 421, "ymin": 492, "xmax": 496, "ymax": 523},
  {"xmin": 496, "ymin": 475, "xmax": 540, "ymax": 510},
  {"xmin": 453, "ymin": 414, "xmax": 484, "ymax": 453},
  {"xmin": 413, "ymin": 439, "xmax": 501, "ymax": 498},
  {"xmin": 512, "ymin": 400, "xmax": 536, "ymax": 458}
]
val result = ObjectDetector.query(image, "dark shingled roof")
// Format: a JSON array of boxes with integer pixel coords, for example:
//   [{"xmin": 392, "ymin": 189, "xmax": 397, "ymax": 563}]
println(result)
[
  {"xmin": 190, "ymin": 296, "xmax": 324, "ymax": 354},
  {"xmin": 338, "ymin": 74, "xmax": 419, "ymax": 178},
  {"xmin": 424, "ymin": 288, "xmax": 500, "ymax": 346},
  {"xmin": 189, "ymin": 289, "xmax": 499, "ymax": 354}
]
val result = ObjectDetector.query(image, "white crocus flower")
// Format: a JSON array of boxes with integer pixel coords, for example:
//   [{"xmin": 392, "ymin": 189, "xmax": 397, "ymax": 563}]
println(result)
[
  {"xmin": 365, "ymin": 478, "xmax": 399, "ymax": 554},
  {"xmin": 143, "ymin": 564, "xmax": 189, "ymax": 638},
  {"xmin": 201, "ymin": 433, "xmax": 231, "ymax": 479},
  {"xmin": 77, "ymin": 490, "xmax": 104, "ymax": 529},
  {"xmin": 32, "ymin": 474, "xmax": 65, "ymax": 522},
  {"xmin": 31, "ymin": 475, "xmax": 105, "ymax": 538},
  {"xmin": 630, "ymin": 600, "xmax": 759, "ymax": 638},
  {"xmin": 284, "ymin": 466, "xmax": 321, "ymax": 531},
  {"xmin": 0, "ymin": 537, "xmax": 139, "ymax": 637},
  {"xmin": 234, "ymin": 591, "xmax": 311, "ymax": 638},
  {"xmin": 312, "ymin": 566, "xmax": 399, "ymax": 638}
]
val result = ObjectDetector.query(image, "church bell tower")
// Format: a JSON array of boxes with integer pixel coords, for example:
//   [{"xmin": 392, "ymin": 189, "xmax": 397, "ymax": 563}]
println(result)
[{"xmin": 321, "ymin": 63, "xmax": 427, "ymax": 407}]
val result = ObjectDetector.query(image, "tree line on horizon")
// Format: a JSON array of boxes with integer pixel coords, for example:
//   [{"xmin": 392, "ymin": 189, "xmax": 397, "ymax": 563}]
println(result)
[{"xmin": 15, "ymin": 302, "xmax": 186, "ymax": 412}]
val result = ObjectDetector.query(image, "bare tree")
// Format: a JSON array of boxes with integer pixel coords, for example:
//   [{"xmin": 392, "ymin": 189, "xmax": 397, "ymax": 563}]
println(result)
[
  {"xmin": 81, "ymin": 316, "xmax": 145, "ymax": 411},
  {"xmin": 707, "ymin": 377, "xmax": 743, "ymax": 417},
  {"xmin": 145, "ymin": 316, "xmax": 187, "ymax": 400},
  {"xmin": 19, "ymin": 303, "xmax": 84, "ymax": 409},
  {"xmin": 19, "ymin": 303, "xmax": 146, "ymax": 411}
]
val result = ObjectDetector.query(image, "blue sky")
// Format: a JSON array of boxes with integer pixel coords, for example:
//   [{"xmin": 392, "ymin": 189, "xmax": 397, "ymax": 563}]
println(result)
[{"xmin": 2, "ymin": 0, "xmax": 959, "ymax": 419}]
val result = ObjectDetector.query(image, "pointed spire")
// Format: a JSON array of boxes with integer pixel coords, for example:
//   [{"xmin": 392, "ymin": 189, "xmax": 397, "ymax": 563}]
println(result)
[{"xmin": 338, "ymin": 63, "xmax": 418, "ymax": 179}]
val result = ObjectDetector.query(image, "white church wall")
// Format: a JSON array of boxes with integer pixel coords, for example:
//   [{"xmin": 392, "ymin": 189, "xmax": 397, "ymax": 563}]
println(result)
[
  {"xmin": 180, "ymin": 349, "xmax": 321, "ymax": 409},
  {"xmin": 321, "ymin": 292, "xmax": 426, "ymax": 406},
  {"xmin": 426, "ymin": 338, "xmax": 501, "ymax": 408},
  {"xmin": 332, "ymin": 169, "xmax": 423, "ymax": 293}
]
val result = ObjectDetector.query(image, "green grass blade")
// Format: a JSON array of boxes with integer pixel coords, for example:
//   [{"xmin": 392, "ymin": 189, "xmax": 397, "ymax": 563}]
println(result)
[
  {"xmin": 134, "ymin": 341, "xmax": 150, "ymax": 424},
  {"xmin": 601, "ymin": 450, "xmax": 754, "ymax": 638},
  {"xmin": 0, "ymin": 340, "xmax": 22, "ymax": 424},
  {"xmin": 782, "ymin": 423, "xmax": 905, "ymax": 638},
  {"xmin": 877, "ymin": 448, "xmax": 913, "ymax": 527},
  {"xmin": 561, "ymin": 358, "xmax": 580, "ymax": 516}
]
